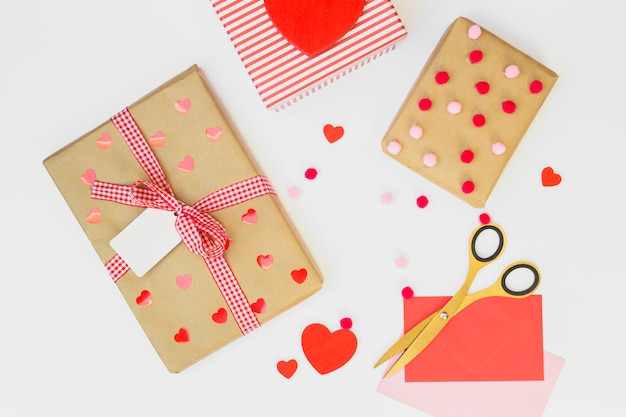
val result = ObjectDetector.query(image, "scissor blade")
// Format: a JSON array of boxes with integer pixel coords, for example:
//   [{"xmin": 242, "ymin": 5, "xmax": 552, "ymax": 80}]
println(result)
[
  {"xmin": 374, "ymin": 312, "xmax": 436, "ymax": 369},
  {"xmin": 383, "ymin": 309, "xmax": 453, "ymax": 378}
]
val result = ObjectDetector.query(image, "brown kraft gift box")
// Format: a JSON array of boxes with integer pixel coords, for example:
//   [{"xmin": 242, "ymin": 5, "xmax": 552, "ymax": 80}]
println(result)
[{"xmin": 43, "ymin": 64, "xmax": 323, "ymax": 373}]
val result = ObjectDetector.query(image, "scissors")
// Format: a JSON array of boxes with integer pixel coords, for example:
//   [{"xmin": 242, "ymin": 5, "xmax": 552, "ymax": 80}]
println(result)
[{"xmin": 374, "ymin": 223, "xmax": 540, "ymax": 378}]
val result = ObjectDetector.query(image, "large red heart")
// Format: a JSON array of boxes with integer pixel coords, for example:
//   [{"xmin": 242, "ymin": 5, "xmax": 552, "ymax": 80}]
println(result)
[
  {"xmin": 301, "ymin": 323, "xmax": 357, "ymax": 374},
  {"xmin": 264, "ymin": 0, "xmax": 366, "ymax": 56}
]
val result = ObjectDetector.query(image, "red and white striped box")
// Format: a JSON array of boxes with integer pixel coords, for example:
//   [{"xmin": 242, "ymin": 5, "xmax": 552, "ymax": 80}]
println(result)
[{"xmin": 211, "ymin": 0, "xmax": 407, "ymax": 111}]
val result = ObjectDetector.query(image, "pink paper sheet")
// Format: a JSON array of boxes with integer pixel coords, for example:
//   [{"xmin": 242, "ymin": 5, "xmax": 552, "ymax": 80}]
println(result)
[{"xmin": 376, "ymin": 351, "xmax": 564, "ymax": 417}]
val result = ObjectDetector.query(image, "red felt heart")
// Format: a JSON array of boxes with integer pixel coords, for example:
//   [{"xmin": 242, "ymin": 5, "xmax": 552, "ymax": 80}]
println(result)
[
  {"xmin": 290, "ymin": 268, "xmax": 308, "ymax": 284},
  {"xmin": 542, "ymin": 166, "xmax": 561, "ymax": 187},
  {"xmin": 301, "ymin": 323, "xmax": 357, "ymax": 374},
  {"xmin": 276, "ymin": 359, "xmax": 298, "ymax": 379},
  {"xmin": 323, "ymin": 124, "xmax": 344, "ymax": 143},
  {"xmin": 264, "ymin": 0, "xmax": 365, "ymax": 56}
]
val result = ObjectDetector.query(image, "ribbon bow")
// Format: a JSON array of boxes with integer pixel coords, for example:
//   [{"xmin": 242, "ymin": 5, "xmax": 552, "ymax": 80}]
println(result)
[
  {"xmin": 90, "ymin": 108, "xmax": 275, "ymax": 334},
  {"xmin": 129, "ymin": 180, "xmax": 229, "ymax": 259}
]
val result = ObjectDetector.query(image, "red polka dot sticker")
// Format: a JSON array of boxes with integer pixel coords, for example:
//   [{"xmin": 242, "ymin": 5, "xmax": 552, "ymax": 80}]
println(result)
[
  {"xmin": 304, "ymin": 168, "xmax": 318, "ymax": 180},
  {"xmin": 340, "ymin": 317, "xmax": 353, "ymax": 330},
  {"xmin": 401, "ymin": 286, "xmax": 414, "ymax": 299},
  {"xmin": 416, "ymin": 195, "xmax": 429, "ymax": 208},
  {"xmin": 380, "ymin": 17, "xmax": 558, "ymax": 208},
  {"xmin": 479, "ymin": 213, "xmax": 491, "ymax": 224}
]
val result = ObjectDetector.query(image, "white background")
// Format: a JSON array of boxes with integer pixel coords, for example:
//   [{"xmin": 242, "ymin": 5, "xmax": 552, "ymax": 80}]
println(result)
[{"xmin": 1, "ymin": 0, "xmax": 623, "ymax": 415}]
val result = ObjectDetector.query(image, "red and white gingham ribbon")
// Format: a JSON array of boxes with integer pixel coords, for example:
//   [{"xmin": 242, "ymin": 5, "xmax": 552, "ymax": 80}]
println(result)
[{"xmin": 90, "ymin": 108, "xmax": 275, "ymax": 334}]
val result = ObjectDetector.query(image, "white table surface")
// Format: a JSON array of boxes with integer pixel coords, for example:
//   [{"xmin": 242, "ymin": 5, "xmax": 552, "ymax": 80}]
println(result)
[{"xmin": 1, "ymin": 0, "xmax": 623, "ymax": 415}]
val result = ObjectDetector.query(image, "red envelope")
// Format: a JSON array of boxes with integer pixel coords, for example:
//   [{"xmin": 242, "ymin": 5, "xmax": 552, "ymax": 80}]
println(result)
[{"xmin": 403, "ymin": 295, "xmax": 544, "ymax": 382}]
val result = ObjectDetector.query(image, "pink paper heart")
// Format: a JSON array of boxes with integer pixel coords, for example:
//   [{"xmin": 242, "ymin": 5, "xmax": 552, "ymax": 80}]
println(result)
[
  {"xmin": 174, "ymin": 99, "xmax": 191, "ymax": 114},
  {"xmin": 80, "ymin": 169, "xmax": 97, "ymax": 185},
  {"xmin": 241, "ymin": 208, "xmax": 258, "ymax": 224},
  {"xmin": 148, "ymin": 131, "xmax": 165, "ymax": 147},
  {"xmin": 178, "ymin": 156, "xmax": 195, "ymax": 172},
  {"xmin": 85, "ymin": 207, "xmax": 102, "ymax": 224},
  {"xmin": 257, "ymin": 254, "xmax": 274, "ymax": 269},
  {"xmin": 205, "ymin": 126, "xmax": 223, "ymax": 142},
  {"xmin": 95, "ymin": 132, "xmax": 112, "ymax": 149},
  {"xmin": 175, "ymin": 274, "xmax": 192, "ymax": 290}
]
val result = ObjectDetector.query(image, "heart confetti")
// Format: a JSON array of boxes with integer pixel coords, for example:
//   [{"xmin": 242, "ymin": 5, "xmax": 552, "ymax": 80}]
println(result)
[
  {"xmin": 148, "ymin": 131, "xmax": 165, "ymax": 147},
  {"xmin": 323, "ymin": 124, "xmax": 344, "ymax": 143},
  {"xmin": 277, "ymin": 359, "xmax": 298, "ymax": 379},
  {"xmin": 542, "ymin": 166, "xmax": 561, "ymax": 187},
  {"xmin": 205, "ymin": 126, "xmax": 223, "ymax": 142},
  {"xmin": 301, "ymin": 323, "xmax": 357, "ymax": 375},
  {"xmin": 95, "ymin": 132, "xmax": 112, "ymax": 149}
]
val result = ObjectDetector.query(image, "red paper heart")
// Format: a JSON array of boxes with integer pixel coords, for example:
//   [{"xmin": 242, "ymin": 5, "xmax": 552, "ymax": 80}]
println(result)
[
  {"xmin": 542, "ymin": 166, "xmax": 561, "ymax": 187},
  {"xmin": 264, "ymin": 0, "xmax": 365, "ymax": 56},
  {"xmin": 290, "ymin": 268, "xmax": 308, "ymax": 284},
  {"xmin": 174, "ymin": 327, "xmax": 189, "ymax": 343},
  {"xmin": 212, "ymin": 307, "xmax": 228, "ymax": 324},
  {"xmin": 135, "ymin": 290, "xmax": 152, "ymax": 306},
  {"xmin": 251, "ymin": 298, "xmax": 267, "ymax": 314},
  {"xmin": 301, "ymin": 323, "xmax": 357, "ymax": 374},
  {"xmin": 323, "ymin": 124, "xmax": 344, "ymax": 143},
  {"xmin": 276, "ymin": 359, "xmax": 298, "ymax": 379},
  {"xmin": 257, "ymin": 254, "xmax": 274, "ymax": 269},
  {"xmin": 241, "ymin": 208, "xmax": 258, "ymax": 225}
]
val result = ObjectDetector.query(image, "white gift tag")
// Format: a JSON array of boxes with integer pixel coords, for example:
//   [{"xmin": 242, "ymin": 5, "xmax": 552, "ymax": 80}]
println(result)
[{"xmin": 110, "ymin": 208, "xmax": 182, "ymax": 277}]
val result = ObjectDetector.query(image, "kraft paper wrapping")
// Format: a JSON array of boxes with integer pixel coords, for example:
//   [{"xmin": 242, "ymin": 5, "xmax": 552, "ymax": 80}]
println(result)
[
  {"xmin": 381, "ymin": 17, "xmax": 558, "ymax": 207},
  {"xmin": 43, "ymin": 65, "xmax": 323, "ymax": 373}
]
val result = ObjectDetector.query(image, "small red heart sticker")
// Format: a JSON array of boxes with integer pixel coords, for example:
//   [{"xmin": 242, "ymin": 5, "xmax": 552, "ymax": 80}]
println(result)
[
  {"xmin": 323, "ymin": 124, "xmax": 344, "ymax": 143},
  {"xmin": 542, "ymin": 166, "xmax": 562, "ymax": 187},
  {"xmin": 135, "ymin": 290, "xmax": 152, "ymax": 306},
  {"xmin": 276, "ymin": 359, "xmax": 298, "ymax": 379}
]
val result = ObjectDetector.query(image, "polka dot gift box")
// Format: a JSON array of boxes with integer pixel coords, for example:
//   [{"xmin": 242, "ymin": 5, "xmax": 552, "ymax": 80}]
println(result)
[
  {"xmin": 382, "ymin": 17, "xmax": 558, "ymax": 208},
  {"xmin": 43, "ymin": 65, "xmax": 323, "ymax": 373}
]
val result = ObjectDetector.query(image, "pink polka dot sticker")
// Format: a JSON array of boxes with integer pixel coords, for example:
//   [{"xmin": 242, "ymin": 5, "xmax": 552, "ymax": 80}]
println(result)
[
  {"xmin": 423, "ymin": 153, "xmax": 437, "ymax": 167},
  {"xmin": 504, "ymin": 64, "xmax": 520, "ymax": 79},
  {"xmin": 447, "ymin": 101, "xmax": 462, "ymax": 115},
  {"xmin": 492, "ymin": 141, "xmax": 506, "ymax": 155},
  {"xmin": 409, "ymin": 124, "xmax": 423, "ymax": 139},
  {"xmin": 395, "ymin": 256, "xmax": 408, "ymax": 268},
  {"xmin": 468, "ymin": 24, "xmax": 482, "ymax": 40},
  {"xmin": 387, "ymin": 140, "xmax": 402, "ymax": 155},
  {"xmin": 380, "ymin": 192, "xmax": 393, "ymax": 205},
  {"xmin": 287, "ymin": 186, "xmax": 301, "ymax": 198}
]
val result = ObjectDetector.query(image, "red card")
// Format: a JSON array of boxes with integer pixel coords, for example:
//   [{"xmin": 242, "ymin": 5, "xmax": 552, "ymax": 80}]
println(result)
[{"xmin": 403, "ymin": 295, "xmax": 544, "ymax": 382}]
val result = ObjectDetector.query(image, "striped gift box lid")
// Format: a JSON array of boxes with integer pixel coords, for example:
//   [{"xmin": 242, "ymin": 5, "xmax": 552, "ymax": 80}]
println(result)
[{"xmin": 212, "ymin": 0, "xmax": 407, "ymax": 111}]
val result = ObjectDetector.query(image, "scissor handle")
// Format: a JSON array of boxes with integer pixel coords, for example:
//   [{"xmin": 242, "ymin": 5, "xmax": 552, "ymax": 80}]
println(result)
[
  {"xmin": 470, "ymin": 224, "xmax": 505, "ymax": 263},
  {"xmin": 500, "ymin": 262, "xmax": 540, "ymax": 297}
]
